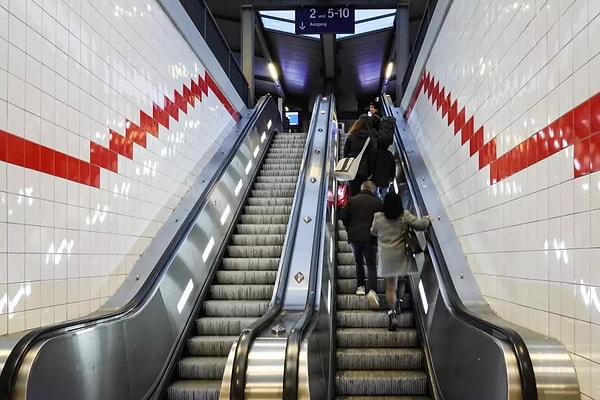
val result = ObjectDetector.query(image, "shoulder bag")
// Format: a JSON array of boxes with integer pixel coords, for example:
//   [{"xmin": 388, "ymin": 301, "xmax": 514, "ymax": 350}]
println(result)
[{"xmin": 334, "ymin": 137, "xmax": 370, "ymax": 181}]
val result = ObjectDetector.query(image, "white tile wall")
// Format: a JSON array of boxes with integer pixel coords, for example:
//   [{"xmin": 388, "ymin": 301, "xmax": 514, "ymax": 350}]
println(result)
[
  {"xmin": 0, "ymin": 0, "xmax": 240, "ymax": 335},
  {"xmin": 406, "ymin": 0, "xmax": 600, "ymax": 397}
]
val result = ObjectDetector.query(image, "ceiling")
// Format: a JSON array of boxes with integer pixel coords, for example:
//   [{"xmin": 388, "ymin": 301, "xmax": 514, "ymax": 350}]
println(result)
[{"xmin": 204, "ymin": 0, "xmax": 429, "ymax": 118}]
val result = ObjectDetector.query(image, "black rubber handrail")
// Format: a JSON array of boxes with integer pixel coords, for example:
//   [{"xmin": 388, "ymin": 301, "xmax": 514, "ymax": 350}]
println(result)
[
  {"xmin": 0, "ymin": 95, "xmax": 275, "ymax": 400},
  {"xmin": 383, "ymin": 96, "xmax": 538, "ymax": 400}
]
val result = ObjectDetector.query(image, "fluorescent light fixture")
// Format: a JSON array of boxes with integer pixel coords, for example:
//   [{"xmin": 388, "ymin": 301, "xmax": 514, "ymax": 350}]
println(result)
[
  {"xmin": 202, "ymin": 237, "xmax": 215, "ymax": 263},
  {"xmin": 235, "ymin": 179, "xmax": 243, "ymax": 196},
  {"xmin": 220, "ymin": 204, "xmax": 231, "ymax": 225},
  {"xmin": 177, "ymin": 279, "xmax": 194, "ymax": 313},
  {"xmin": 268, "ymin": 62, "xmax": 278, "ymax": 81},
  {"xmin": 245, "ymin": 160, "xmax": 253, "ymax": 175},
  {"xmin": 267, "ymin": 120, "xmax": 272, "ymax": 130},
  {"xmin": 418, "ymin": 279, "xmax": 428, "ymax": 314},
  {"xmin": 385, "ymin": 62, "xmax": 394, "ymax": 78},
  {"xmin": 261, "ymin": 131, "xmax": 267, "ymax": 142},
  {"xmin": 254, "ymin": 145, "xmax": 260, "ymax": 158}
]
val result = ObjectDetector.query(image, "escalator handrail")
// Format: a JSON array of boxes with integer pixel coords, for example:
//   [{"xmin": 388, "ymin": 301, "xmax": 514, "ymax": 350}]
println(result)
[
  {"xmin": 383, "ymin": 96, "xmax": 538, "ymax": 400},
  {"xmin": 0, "ymin": 95, "xmax": 276, "ymax": 400},
  {"xmin": 282, "ymin": 96, "xmax": 335, "ymax": 400},
  {"xmin": 228, "ymin": 95, "xmax": 326, "ymax": 399}
]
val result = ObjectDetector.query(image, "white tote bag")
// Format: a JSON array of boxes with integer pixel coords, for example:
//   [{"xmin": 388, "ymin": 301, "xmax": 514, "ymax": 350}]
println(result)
[{"xmin": 334, "ymin": 137, "xmax": 370, "ymax": 181}]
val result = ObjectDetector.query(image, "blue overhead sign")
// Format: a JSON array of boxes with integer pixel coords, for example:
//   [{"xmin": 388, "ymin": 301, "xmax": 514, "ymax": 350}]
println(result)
[{"xmin": 295, "ymin": 7, "xmax": 355, "ymax": 35}]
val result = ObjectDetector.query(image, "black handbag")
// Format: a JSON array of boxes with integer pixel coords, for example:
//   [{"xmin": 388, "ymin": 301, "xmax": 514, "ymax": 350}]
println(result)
[{"xmin": 402, "ymin": 218, "xmax": 423, "ymax": 255}]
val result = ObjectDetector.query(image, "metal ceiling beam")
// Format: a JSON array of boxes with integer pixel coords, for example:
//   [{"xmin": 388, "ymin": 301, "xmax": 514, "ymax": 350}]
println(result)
[
  {"xmin": 241, "ymin": 4, "xmax": 256, "ymax": 106},
  {"xmin": 395, "ymin": 4, "xmax": 410, "ymax": 103},
  {"xmin": 321, "ymin": 33, "xmax": 336, "ymax": 94},
  {"xmin": 321, "ymin": 34, "xmax": 336, "ymax": 79},
  {"xmin": 255, "ymin": 14, "xmax": 286, "ymax": 98}
]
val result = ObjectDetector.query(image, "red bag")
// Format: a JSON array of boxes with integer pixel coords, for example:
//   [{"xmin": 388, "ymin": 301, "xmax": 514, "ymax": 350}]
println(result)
[
  {"xmin": 327, "ymin": 184, "xmax": 349, "ymax": 208},
  {"xmin": 336, "ymin": 184, "xmax": 349, "ymax": 208}
]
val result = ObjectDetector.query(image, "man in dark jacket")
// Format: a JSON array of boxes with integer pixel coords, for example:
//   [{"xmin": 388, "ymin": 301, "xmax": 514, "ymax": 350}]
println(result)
[{"xmin": 339, "ymin": 180, "xmax": 383, "ymax": 309}]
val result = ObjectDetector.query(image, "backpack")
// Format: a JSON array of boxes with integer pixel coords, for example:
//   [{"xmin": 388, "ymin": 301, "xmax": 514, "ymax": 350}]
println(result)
[{"xmin": 379, "ymin": 116, "xmax": 396, "ymax": 139}]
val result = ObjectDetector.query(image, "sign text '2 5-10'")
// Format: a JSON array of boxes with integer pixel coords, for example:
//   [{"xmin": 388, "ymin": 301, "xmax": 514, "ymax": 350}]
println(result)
[{"xmin": 295, "ymin": 7, "xmax": 355, "ymax": 35}]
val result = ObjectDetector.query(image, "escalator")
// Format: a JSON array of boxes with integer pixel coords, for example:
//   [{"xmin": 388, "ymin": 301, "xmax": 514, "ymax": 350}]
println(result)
[
  {"xmin": 216, "ymin": 95, "xmax": 579, "ymax": 400},
  {"xmin": 0, "ymin": 95, "xmax": 298, "ymax": 400},
  {"xmin": 166, "ymin": 131, "xmax": 307, "ymax": 399},
  {"xmin": 335, "ymin": 219, "xmax": 430, "ymax": 398}
]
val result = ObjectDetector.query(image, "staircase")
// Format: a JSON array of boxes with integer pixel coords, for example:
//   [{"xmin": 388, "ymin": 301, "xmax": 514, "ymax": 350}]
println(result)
[
  {"xmin": 335, "ymin": 219, "xmax": 431, "ymax": 399},
  {"xmin": 166, "ymin": 132, "xmax": 307, "ymax": 400}
]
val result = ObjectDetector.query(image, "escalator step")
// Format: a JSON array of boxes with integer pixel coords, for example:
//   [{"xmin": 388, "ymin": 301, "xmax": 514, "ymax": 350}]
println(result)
[
  {"xmin": 336, "ymin": 310, "xmax": 413, "ymax": 329},
  {"xmin": 336, "ymin": 370, "xmax": 428, "ymax": 396},
  {"xmin": 336, "ymin": 348, "xmax": 424, "ymax": 370},
  {"xmin": 230, "ymin": 234, "xmax": 286, "ymax": 246},
  {"xmin": 336, "ymin": 395, "xmax": 431, "ymax": 399},
  {"xmin": 214, "ymin": 270, "xmax": 277, "ymax": 284},
  {"xmin": 195, "ymin": 316, "xmax": 258, "ymax": 335},
  {"xmin": 243, "ymin": 204, "xmax": 292, "ymax": 214},
  {"xmin": 167, "ymin": 380, "xmax": 221, "ymax": 400},
  {"xmin": 235, "ymin": 223, "xmax": 287, "ymax": 234},
  {"xmin": 336, "ymin": 327, "xmax": 418, "ymax": 348},
  {"xmin": 225, "ymin": 244, "xmax": 283, "ymax": 257},
  {"xmin": 238, "ymin": 213, "xmax": 290, "ymax": 224},
  {"xmin": 337, "ymin": 279, "xmax": 385, "ymax": 294},
  {"xmin": 202, "ymin": 300, "xmax": 269, "ymax": 317},
  {"xmin": 186, "ymin": 336, "xmax": 237, "ymax": 356},
  {"xmin": 177, "ymin": 356, "xmax": 227, "ymax": 380},
  {"xmin": 221, "ymin": 257, "xmax": 279, "ymax": 270},
  {"xmin": 209, "ymin": 284, "xmax": 273, "ymax": 300},
  {"xmin": 245, "ymin": 196, "xmax": 293, "ymax": 205}
]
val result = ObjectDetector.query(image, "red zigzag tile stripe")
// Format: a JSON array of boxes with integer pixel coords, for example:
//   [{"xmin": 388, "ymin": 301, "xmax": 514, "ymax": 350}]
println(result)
[
  {"xmin": 0, "ymin": 71, "xmax": 241, "ymax": 188},
  {"xmin": 406, "ymin": 69, "xmax": 600, "ymax": 183}
]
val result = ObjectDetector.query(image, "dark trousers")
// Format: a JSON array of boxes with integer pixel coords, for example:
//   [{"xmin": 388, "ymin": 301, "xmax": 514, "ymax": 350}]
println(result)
[{"xmin": 350, "ymin": 241, "xmax": 378, "ymax": 292}]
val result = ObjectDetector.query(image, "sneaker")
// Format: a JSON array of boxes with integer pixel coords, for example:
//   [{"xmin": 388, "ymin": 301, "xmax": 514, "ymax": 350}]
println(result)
[
  {"xmin": 355, "ymin": 286, "xmax": 366, "ymax": 295},
  {"xmin": 388, "ymin": 309, "xmax": 398, "ymax": 331},
  {"xmin": 367, "ymin": 290, "xmax": 380, "ymax": 310}
]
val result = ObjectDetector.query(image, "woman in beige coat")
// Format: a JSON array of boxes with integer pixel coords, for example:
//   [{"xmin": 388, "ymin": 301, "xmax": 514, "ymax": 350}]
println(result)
[{"xmin": 370, "ymin": 192, "xmax": 432, "ymax": 331}]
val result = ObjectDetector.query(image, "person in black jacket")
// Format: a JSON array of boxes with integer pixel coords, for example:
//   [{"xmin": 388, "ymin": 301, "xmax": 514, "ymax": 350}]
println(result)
[
  {"xmin": 339, "ymin": 180, "xmax": 383, "ymax": 309},
  {"xmin": 369, "ymin": 100, "xmax": 383, "ymax": 132},
  {"xmin": 369, "ymin": 134, "xmax": 396, "ymax": 200},
  {"xmin": 343, "ymin": 117, "xmax": 374, "ymax": 196}
]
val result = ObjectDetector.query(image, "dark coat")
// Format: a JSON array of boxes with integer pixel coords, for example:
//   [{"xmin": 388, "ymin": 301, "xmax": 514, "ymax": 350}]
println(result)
[
  {"xmin": 339, "ymin": 189, "xmax": 383, "ymax": 243},
  {"xmin": 343, "ymin": 128, "xmax": 372, "ymax": 157},
  {"xmin": 369, "ymin": 148, "xmax": 395, "ymax": 187},
  {"xmin": 343, "ymin": 129, "xmax": 374, "ymax": 177},
  {"xmin": 370, "ymin": 112, "xmax": 382, "ymax": 131}
]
